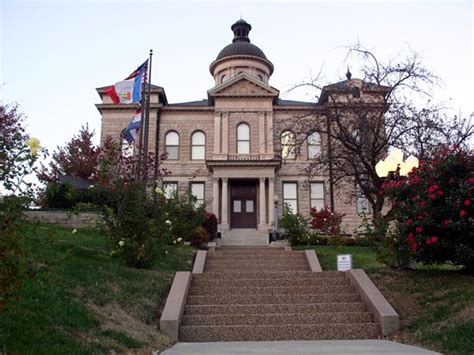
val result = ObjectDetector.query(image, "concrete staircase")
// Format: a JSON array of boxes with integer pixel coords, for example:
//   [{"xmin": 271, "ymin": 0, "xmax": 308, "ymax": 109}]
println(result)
[{"xmin": 179, "ymin": 247, "xmax": 381, "ymax": 342}]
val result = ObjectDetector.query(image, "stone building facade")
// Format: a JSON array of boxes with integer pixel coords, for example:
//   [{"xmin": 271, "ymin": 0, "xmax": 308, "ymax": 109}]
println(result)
[{"xmin": 96, "ymin": 19, "xmax": 375, "ymax": 244}]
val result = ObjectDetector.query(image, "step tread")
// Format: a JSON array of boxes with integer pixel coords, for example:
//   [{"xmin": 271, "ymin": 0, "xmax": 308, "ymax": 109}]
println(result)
[
  {"xmin": 182, "ymin": 312, "xmax": 374, "ymax": 326},
  {"xmin": 179, "ymin": 323, "xmax": 381, "ymax": 342},
  {"xmin": 189, "ymin": 285, "xmax": 352, "ymax": 295}
]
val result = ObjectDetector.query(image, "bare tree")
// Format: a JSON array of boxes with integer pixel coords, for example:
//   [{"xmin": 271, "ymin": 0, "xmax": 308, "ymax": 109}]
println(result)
[{"xmin": 280, "ymin": 44, "xmax": 473, "ymax": 233}]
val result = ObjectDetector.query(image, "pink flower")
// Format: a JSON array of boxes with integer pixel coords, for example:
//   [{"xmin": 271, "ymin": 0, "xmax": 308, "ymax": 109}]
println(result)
[
  {"xmin": 467, "ymin": 177, "xmax": 474, "ymax": 184},
  {"xmin": 406, "ymin": 219, "xmax": 413, "ymax": 225},
  {"xmin": 460, "ymin": 210, "xmax": 467, "ymax": 217},
  {"xmin": 419, "ymin": 201, "xmax": 427, "ymax": 208},
  {"xmin": 464, "ymin": 199, "xmax": 471, "ymax": 206},
  {"xmin": 442, "ymin": 219, "xmax": 450, "ymax": 227},
  {"xmin": 430, "ymin": 236, "xmax": 438, "ymax": 243},
  {"xmin": 416, "ymin": 226, "xmax": 423, "ymax": 233},
  {"xmin": 428, "ymin": 193, "xmax": 437, "ymax": 200}
]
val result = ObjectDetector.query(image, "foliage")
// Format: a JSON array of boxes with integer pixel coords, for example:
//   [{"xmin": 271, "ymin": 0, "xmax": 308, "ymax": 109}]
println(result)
[
  {"xmin": 203, "ymin": 212, "xmax": 218, "ymax": 240},
  {"xmin": 103, "ymin": 182, "xmax": 170, "ymax": 268},
  {"xmin": 278, "ymin": 204, "xmax": 310, "ymax": 246},
  {"xmin": 309, "ymin": 207, "xmax": 345, "ymax": 236},
  {"xmin": 0, "ymin": 103, "xmax": 43, "ymax": 312},
  {"xmin": 1, "ymin": 103, "xmax": 42, "ymax": 193},
  {"xmin": 383, "ymin": 145, "xmax": 474, "ymax": 271},
  {"xmin": 38, "ymin": 124, "xmax": 99, "ymax": 183},
  {"xmin": 42, "ymin": 182, "xmax": 112, "ymax": 210}
]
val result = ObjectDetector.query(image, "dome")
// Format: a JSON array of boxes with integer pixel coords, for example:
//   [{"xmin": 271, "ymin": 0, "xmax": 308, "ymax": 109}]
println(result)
[
  {"xmin": 210, "ymin": 19, "xmax": 274, "ymax": 75},
  {"xmin": 216, "ymin": 41, "xmax": 268, "ymax": 61}
]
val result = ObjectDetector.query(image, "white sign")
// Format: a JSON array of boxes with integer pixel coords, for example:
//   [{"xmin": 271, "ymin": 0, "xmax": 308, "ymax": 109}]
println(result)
[{"xmin": 337, "ymin": 254, "xmax": 352, "ymax": 271}]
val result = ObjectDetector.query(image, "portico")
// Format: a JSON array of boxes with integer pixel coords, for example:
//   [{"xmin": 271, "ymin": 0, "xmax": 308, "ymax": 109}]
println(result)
[{"xmin": 208, "ymin": 163, "xmax": 278, "ymax": 243}]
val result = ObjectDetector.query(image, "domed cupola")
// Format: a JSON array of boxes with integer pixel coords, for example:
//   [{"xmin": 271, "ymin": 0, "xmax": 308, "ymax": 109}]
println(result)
[{"xmin": 210, "ymin": 19, "xmax": 274, "ymax": 85}]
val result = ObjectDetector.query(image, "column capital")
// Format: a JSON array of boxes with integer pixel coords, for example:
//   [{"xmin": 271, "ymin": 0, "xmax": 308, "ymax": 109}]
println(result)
[
  {"xmin": 222, "ymin": 178, "xmax": 228, "ymax": 183},
  {"xmin": 268, "ymin": 177, "xmax": 274, "ymax": 183},
  {"xmin": 259, "ymin": 177, "xmax": 266, "ymax": 183}
]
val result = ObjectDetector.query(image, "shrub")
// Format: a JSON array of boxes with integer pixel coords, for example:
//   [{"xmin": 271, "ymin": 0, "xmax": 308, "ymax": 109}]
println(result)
[
  {"xmin": 103, "ymin": 182, "xmax": 169, "ymax": 268},
  {"xmin": 189, "ymin": 226, "xmax": 210, "ymax": 248},
  {"xmin": 310, "ymin": 207, "xmax": 345, "ymax": 236},
  {"xmin": 43, "ymin": 182, "xmax": 76, "ymax": 209},
  {"xmin": 278, "ymin": 204, "xmax": 310, "ymax": 246},
  {"xmin": 384, "ymin": 145, "xmax": 473, "ymax": 271},
  {"xmin": 203, "ymin": 212, "xmax": 218, "ymax": 240}
]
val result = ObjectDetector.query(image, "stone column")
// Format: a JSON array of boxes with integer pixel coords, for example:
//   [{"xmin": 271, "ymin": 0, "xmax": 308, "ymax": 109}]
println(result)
[
  {"xmin": 222, "ymin": 113, "xmax": 229, "ymax": 154},
  {"xmin": 212, "ymin": 178, "xmax": 219, "ymax": 220},
  {"xmin": 258, "ymin": 112, "xmax": 266, "ymax": 155},
  {"xmin": 213, "ymin": 113, "xmax": 221, "ymax": 154},
  {"xmin": 221, "ymin": 178, "xmax": 229, "ymax": 230},
  {"xmin": 258, "ymin": 177, "xmax": 266, "ymax": 229},
  {"xmin": 266, "ymin": 112, "xmax": 274, "ymax": 154},
  {"xmin": 268, "ymin": 177, "xmax": 275, "ymax": 227}
]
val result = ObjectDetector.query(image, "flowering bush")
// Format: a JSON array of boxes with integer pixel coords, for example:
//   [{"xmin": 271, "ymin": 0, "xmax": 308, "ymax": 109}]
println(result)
[
  {"xmin": 383, "ymin": 145, "xmax": 473, "ymax": 271},
  {"xmin": 189, "ymin": 226, "xmax": 210, "ymax": 248},
  {"xmin": 309, "ymin": 208, "xmax": 345, "ymax": 236}
]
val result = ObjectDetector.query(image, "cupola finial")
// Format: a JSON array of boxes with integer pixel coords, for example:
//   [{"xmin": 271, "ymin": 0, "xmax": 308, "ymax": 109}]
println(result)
[
  {"xmin": 231, "ymin": 19, "xmax": 252, "ymax": 43},
  {"xmin": 346, "ymin": 66, "xmax": 352, "ymax": 80}
]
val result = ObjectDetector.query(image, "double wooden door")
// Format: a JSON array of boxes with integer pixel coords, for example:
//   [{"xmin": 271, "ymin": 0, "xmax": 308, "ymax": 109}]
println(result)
[{"xmin": 230, "ymin": 180, "xmax": 257, "ymax": 228}]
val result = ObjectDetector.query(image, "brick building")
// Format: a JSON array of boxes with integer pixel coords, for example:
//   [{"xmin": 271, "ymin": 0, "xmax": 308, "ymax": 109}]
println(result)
[{"xmin": 96, "ymin": 19, "xmax": 377, "ymax": 244}]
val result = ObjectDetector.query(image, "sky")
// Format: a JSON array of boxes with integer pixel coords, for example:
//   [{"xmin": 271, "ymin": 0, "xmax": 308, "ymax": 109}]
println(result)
[{"xmin": 1, "ymin": 0, "xmax": 473, "ymax": 155}]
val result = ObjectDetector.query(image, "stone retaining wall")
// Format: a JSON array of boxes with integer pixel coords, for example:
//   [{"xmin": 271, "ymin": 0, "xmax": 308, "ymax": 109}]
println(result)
[{"xmin": 24, "ymin": 211, "xmax": 102, "ymax": 228}]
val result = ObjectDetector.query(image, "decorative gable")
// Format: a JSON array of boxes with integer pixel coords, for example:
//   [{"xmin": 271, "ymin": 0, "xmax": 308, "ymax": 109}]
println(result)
[{"xmin": 208, "ymin": 73, "xmax": 279, "ymax": 99}]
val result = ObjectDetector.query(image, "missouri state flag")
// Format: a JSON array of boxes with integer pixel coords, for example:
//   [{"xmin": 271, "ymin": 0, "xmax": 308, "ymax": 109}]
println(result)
[
  {"xmin": 122, "ymin": 109, "xmax": 142, "ymax": 143},
  {"xmin": 104, "ymin": 60, "xmax": 148, "ymax": 104}
]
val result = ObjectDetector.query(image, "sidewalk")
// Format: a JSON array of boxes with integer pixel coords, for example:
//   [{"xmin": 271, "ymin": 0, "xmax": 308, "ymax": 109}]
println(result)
[{"xmin": 160, "ymin": 340, "xmax": 439, "ymax": 354}]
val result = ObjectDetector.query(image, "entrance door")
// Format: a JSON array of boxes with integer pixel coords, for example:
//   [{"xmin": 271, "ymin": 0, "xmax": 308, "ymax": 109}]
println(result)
[{"xmin": 230, "ymin": 180, "xmax": 257, "ymax": 228}]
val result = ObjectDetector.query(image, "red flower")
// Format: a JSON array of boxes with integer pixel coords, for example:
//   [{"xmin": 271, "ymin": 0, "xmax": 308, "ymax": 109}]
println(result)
[
  {"xmin": 442, "ymin": 219, "xmax": 450, "ymax": 227},
  {"xmin": 411, "ymin": 242, "xmax": 419, "ymax": 253},
  {"xmin": 464, "ymin": 199, "xmax": 471, "ymax": 206},
  {"xmin": 460, "ymin": 210, "xmax": 467, "ymax": 217},
  {"xmin": 419, "ymin": 201, "xmax": 427, "ymax": 208},
  {"xmin": 416, "ymin": 226, "xmax": 423, "ymax": 233},
  {"xmin": 428, "ymin": 193, "xmax": 437, "ymax": 200},
  {"xmin": 468, "ymin": 177, "xmax": 474, "ymax": 184},
  {"xmin": 417, "ymin": 215, "xmax": 424, "ymax": 221},
  {"xmin": 407, "ymin": 232, "xmax": 415, "ymax": 241},
  {"xmin": 406, "ymin": 219, "xmax": 413, "ymax": 225},
  {"xmin": 430, "ymin": 236, "xmax": 438, "ymax": 243},
  {"xmin": 437, "ymin": 190, "xmax": 444, "ymax": 196},
  {"xmin": 427, "ymin": 184, "xmax": 439, "ymax": 193}
]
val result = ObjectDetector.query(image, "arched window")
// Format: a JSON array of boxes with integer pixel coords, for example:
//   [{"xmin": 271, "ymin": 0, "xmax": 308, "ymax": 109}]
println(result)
[
  {"xmin": 352, "ymin": 87, "xmax": 361, "ymax": 98},
  {"xmin": 308, "ymin": 132, "xmax": 321, "ymax": 159},
  {"xmin": 220, "ymin": 75, "xmax": 227, "ymax": 83},
  {"xmin": 257, "ymin": 74, "xmax": 263, "ymax": 81},
  {"xmin": 237, "ymin": 123, "xmax": 250, "ymax": 154},
  {"xmin": 165, "ymin": 131, "xmax": 179, "ymax": 160},
  {"xmin": 281, "ymin": 131, "xmax": 296, "ymax": 159},
  {"xmin": 191, "ymin": 131, "xmax": 206, "ymax": 160}
]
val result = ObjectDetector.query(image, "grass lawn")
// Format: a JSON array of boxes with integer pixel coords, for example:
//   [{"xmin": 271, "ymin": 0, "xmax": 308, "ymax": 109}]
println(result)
[
  {"xmin": 0, "ymin": 223, "xmax": 196, "ymax": 354},
  {"xmin": 299, "ymin": 245, "xmax": 474, "ymax": 354}
]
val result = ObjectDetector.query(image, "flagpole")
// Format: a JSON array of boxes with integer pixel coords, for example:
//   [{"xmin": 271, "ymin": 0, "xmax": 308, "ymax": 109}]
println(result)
[{"xmin": 142, "ymin": 49, "xmax": 153, "ymax": 181}]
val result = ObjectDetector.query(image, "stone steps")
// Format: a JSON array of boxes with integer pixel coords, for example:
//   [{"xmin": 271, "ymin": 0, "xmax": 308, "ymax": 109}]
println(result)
[
  {"xmin": 184, "ymin": 302, "xmax": 368, "ymax": 315},
  {"xmin": 192, "ymin": 271, "xmax": 345, "ymax": 279},
  {"xmin": 179, "ymin": 323, "xmax": 381, "ymax": 342},
  {"xmin": 189, "ymin": 285, "xmax": 353, "ymax": 296},
  {"xmin": 186, "ymin": 293, "xmax": 360, "ymax": 306},
  {"xmin": 191, "ymin": 277, "xmax": 349, "ymax": 288},
  {"xmin": 205, "ymin": 263, "xmax": 309, "ymax": 272},
  {"xmin": 177, "ymin": 247, "xmax": 381, "ymax": 342},
  {"xmin": 182, "ymin": 311, "xmax": 374, "ymax": 326}
]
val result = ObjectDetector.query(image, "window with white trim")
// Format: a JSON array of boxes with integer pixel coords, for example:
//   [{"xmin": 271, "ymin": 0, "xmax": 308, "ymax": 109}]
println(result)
[
  {"xmin": 191, "ymin": 131, "xmax": 206, "ymax": 160},
  {"xmin": 310, "ymin": 182, "xmax": 325, "ymax": 211},
  {"xmin": 283, "ymin": 182, "xmax": 298, "ymax": 214},
  {"xmin": 281, "ymin": 131, "xmax": 296, "ymax": 159},
  {"xmin": 165, "ymin": 131, "xmax": 179, "ymax": 160},
  {"xmin": 191, "ymin": 182, "xmax": 205, "ymax": 207},
  {"xmin": 237, "ymin": 123, "xmax": 250, "ymax": 154},
  {"xmin": 163, "ymin": 182, "xmax": 178, "ymax": 199},
  {"xmin": 308, "ymin": 132, "xmax": 321, "ymax": 159}
]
